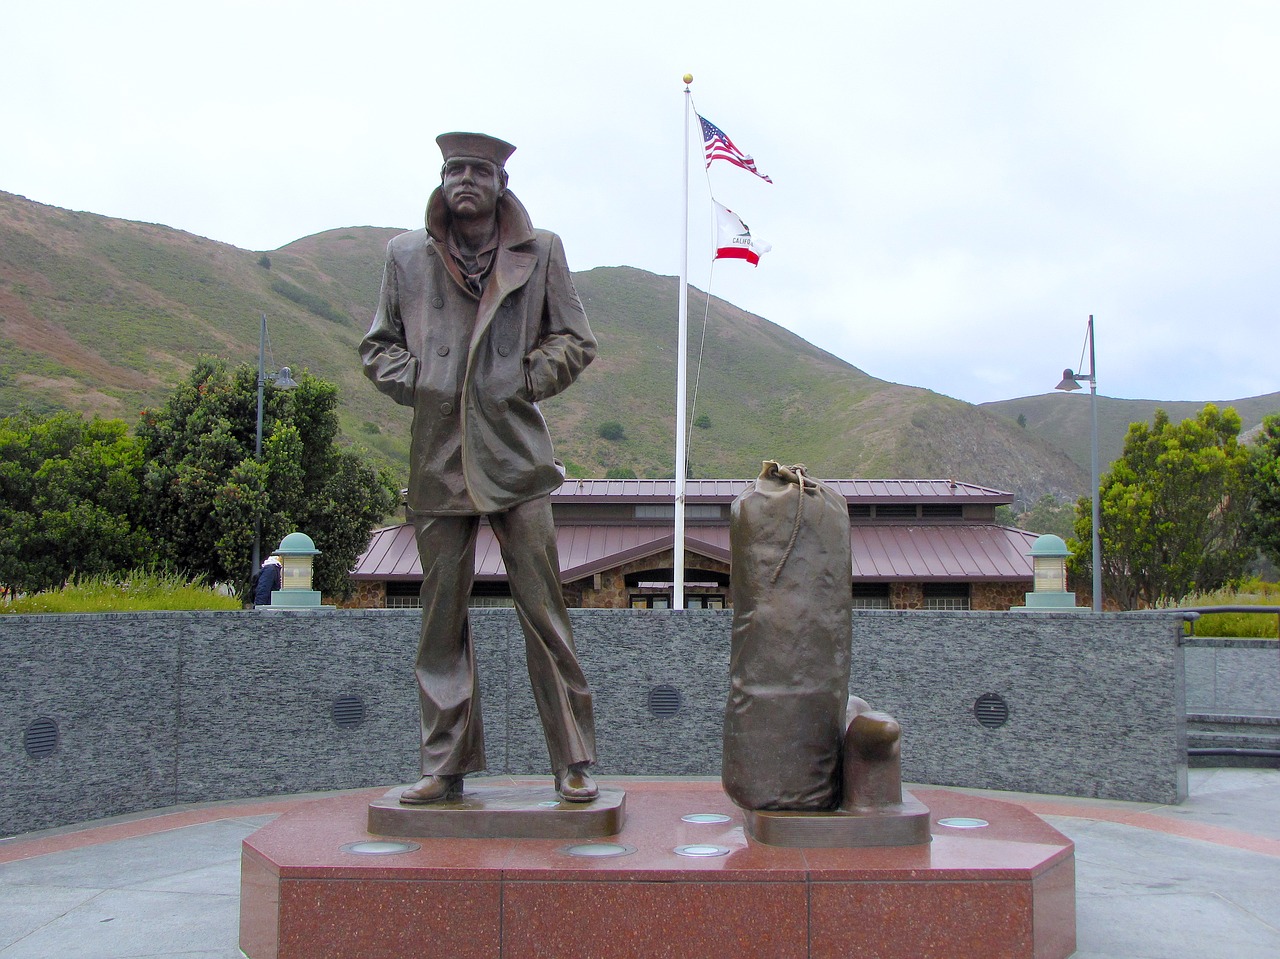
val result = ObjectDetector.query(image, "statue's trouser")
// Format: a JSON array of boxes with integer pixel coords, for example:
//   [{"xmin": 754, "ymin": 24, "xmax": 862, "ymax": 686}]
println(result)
[{"xmin": 411, "ymin": 495, "xmax": 596, "ymax": 778}]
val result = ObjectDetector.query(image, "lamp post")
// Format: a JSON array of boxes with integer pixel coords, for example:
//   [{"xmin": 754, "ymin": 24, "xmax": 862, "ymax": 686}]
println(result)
[
  {"xmin": 1054, "ymin": 315, "xmax": 1102, "ymax": 612},
  {"xmin": 265, "ymin": 531, "xmax": 325, "ymax": 609},
  {"xmin": 251, "ymin": 313, "xmax": 298, "ymax": 580},
  {"xmin": 1012, "ymin": 534, "xmax": 1080, "ymax": 611}
]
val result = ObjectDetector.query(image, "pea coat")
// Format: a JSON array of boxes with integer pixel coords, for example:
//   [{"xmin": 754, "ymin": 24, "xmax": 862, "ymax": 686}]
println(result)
[
  {"xmin": 359, "ymin": 186, "xmax": 598, "ymax": 781},
  {"xmin": 360, "ymin": 188, "xmax": 596, "ymax": 516}
]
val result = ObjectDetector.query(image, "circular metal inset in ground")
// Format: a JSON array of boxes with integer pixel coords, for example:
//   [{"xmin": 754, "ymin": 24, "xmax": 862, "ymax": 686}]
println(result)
[
  {"xmin": 341, "ymin": 840, "xmax": 420, "ymax": 855},
  {"xmin": 681, "ymin": 813, "xmax": 732, "ymax": 824},
  {"xmin": 647, "ymin": 684, "xmax": 682, "ymax": 718},
  {"xmin": 938, "ymin": 817, "xmax": 990, "ymax": 829},
  {"xmin": 674, "ymin": 844, "xmax": 730, "ymax": 857},
  {"xmin": 562, "ymin": 842, "xmax": 635, "ymax": 858},
  {"xmin": 973, "ymin": 692, "xmax": 1010, "ymax": 729},
  {"xmin": 24, "ymin": 717, "xmax": 59, "ymax": 759}
]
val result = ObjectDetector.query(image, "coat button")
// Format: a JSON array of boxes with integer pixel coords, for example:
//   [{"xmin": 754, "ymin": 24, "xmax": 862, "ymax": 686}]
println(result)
[
  {"xmin": 432, "ymin": 296, "xmax": 444, "ymax": 309},
  {"xmin": 427, "ymin": 247, "xmax": 437, "ymax": 256},
  {"xmin": 501, "ymin": 299, "xmax": 512, "ymax": 309},
  {"xmin": 436, "ymin": 345, "xmax": 450, "ymax": 356},
  {"xmin": 497, "ymin": 345, "xmax": 510, "ymax": 357},
  {"xmin": 497, "ymin": 400, "xmax": 509, "ymax": 412},
  {"xmin": 439, "ymin": 402, "xmax": 453, "ymax": 415}
]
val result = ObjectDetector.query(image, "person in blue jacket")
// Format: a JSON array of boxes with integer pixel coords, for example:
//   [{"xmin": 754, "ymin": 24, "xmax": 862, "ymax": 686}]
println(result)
[{"xmin": 253, "ymin": 555, "xmax": 282, "ymax": 606}]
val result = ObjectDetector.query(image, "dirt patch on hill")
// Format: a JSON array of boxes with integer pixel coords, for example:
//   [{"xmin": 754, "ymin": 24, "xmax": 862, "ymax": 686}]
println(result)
[
  {"xmin": 0, "ymin": 288, "xmax": 151, "ymax": 391},
  {"xmin": 13, "ymin": 373, "xmax": 125, "ymax": 416}
]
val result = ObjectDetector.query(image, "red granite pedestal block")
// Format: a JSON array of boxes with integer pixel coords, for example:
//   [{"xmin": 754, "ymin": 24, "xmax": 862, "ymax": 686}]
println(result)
[
  {"xmin": 503, "ymin": 881, "xmax": 810, "ymax": 959},
  {"xmin": 240, "ymin": 780, "xmax": 1075, "ymax": 959}
]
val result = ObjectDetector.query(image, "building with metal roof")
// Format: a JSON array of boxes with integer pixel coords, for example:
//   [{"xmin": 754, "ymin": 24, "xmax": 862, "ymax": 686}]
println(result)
[{"xmin": 348, "ymin": 479, "xmax": 1041, "ymax": 611}]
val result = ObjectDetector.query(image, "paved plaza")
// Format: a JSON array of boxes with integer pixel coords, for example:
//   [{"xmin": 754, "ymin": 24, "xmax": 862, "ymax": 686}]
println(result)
[{"xmin": 1, "ymin": 767, "xmax": 1277, "ymax": 958}]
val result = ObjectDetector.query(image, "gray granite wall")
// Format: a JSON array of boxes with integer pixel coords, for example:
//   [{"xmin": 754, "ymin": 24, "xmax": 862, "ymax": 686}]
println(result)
[
  {"xmin": 1184, "ymin": 638, "xmax": 1280, "ymax": 717},
  {"xmin": 2, "ymin": 608, "xmax": 1187, "ymax": 835},
  {"xmin": 848, "ymin": 610, "xmax": 1187, "ymax": 804}
]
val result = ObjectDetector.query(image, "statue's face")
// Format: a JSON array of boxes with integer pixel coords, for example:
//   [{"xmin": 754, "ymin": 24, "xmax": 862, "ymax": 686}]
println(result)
[{"xmin": 441, "ymin": 158, "xmax": 504, "ymax": 221}]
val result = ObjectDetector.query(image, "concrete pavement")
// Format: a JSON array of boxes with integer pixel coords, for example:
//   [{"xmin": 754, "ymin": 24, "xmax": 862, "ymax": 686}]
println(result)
[{"xmin": 1, "ymin": 767, "xmax": 1277, "ymax": 958}]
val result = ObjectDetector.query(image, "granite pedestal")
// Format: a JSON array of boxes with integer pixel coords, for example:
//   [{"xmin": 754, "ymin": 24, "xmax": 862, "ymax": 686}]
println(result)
[
  {"xmin": 368, "ymin": 782, "xmax": 626, "ymax": 839},
  {"xmin": 240, "ymin": 779, "xmax": 1075, "ymax": 959}
]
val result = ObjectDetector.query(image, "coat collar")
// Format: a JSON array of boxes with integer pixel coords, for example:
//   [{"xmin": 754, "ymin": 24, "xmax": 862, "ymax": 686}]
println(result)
[{"xmin": 425, "ymin": 187, "xmax": 536, "ymax": 249}]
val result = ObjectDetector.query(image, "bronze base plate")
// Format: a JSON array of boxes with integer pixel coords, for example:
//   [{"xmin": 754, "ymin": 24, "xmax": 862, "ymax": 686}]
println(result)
[
  {"xmin": 368, "ymin": 783, "xmax": 626, "ymax": 840},
  {"xmin": 742, "ymin": 790, "xmax": 931, "ymax": 847}
]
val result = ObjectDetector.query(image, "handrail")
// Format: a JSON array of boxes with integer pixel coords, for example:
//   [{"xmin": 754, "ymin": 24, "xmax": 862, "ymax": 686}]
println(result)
[
  {"xmin": 1178, "ymin": 605, "xmax": 1280, "ymax": 614},
  {"xmin": 1177, "ymin": 605, "xmax": 1280, "ymax": 639}
]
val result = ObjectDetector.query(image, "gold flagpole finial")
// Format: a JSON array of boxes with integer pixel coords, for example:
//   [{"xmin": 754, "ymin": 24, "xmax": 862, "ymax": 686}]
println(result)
[{"xmin": 683, "ymin": 73, "xmax": 693, "ymax": 86}]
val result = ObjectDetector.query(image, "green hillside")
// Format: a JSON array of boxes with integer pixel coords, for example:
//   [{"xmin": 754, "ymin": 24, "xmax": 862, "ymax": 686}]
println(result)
[
  {"xmin": 0, "ymin": 190, "xmax": 1091, "ymax": 501},
  {"xmin": 982, "ymin": 392, "xmax": 1280, "ymax": 475}
]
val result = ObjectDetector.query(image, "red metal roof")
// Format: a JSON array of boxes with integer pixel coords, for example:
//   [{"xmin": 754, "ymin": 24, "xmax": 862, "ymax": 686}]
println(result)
[
  {"xmin": 550, "ymin": 478, "xmax": 1010, "ymax": 504},
  {"xmin": 353, "ymin": 522, "xmax": 1036, "ymax": 582},
  {"xmin": 852, "ymin": 525, "xmax": 1039, "ymax": 581},
  {"xmin": 353, "ymin": 523, "xmax": 730, "ymax": 582}
]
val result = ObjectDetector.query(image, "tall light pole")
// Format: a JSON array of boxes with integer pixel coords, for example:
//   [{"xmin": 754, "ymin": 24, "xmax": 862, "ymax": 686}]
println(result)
[
  {"xmin": 1055, "ymin": 315, "xmax": 1102, "ymax": 612},
  {"xmin": 251, "ymin": 313, "xmax": 297, "ymax": 580}
]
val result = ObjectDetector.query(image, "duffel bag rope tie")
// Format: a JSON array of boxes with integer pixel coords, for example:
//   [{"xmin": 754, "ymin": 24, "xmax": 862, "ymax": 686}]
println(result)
[{"xmin": 770, "ymin": 463, "xmax": 816, "ymax": 585}]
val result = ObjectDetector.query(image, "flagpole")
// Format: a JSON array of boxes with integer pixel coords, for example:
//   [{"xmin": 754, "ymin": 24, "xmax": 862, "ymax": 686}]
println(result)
[{"xmin": 674, "ymin": 74, "xmax": 692, "ymax": 612}]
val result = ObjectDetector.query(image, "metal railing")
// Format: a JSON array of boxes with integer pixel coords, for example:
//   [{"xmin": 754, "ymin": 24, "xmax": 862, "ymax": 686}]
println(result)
[{"xmin": 1178, "ymin": 605, "xmax": 1280, "ymax": 638}]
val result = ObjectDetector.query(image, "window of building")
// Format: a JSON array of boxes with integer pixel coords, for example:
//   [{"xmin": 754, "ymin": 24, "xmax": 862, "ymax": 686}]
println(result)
[
  {"xmin": 848, "ymin": 504, "xmax": 872, "ymax": 518},
  {"xmin": 874, "ymin": 504, "xmax": 918, "ymax": 519},
  {"xmin": 851, "ymin": 583, "xmax": 890, "ymax": 609},
  {"xmin": 629, "ymin": 591, "xmax": 725, "ymax": 609},
  {"xmin": 470, "ymin": 583, "xmax": 514, "ymax": 607},
  {"xmin": 686, "ymin": 594, "xmax": 726, "ymax": 609},
  {"xmin": 384, "ymin": 581, "xmax": 421, "ymax": 609},
  {"xmin": 384, "ymin": 581, "xmax": 517, "ymax": 608},
  {"xmin": 629, "ymin": 593, "xmax": 671, "ymax": 609},
  {"xmin": 470, "ymin": 595, "xmax": 516, "ymax": 607},
  {"xmin": 634, "ymin": 504, "xmax": 723, "ymax": 520},
  {"xmin": 923, "ymin": 583, "xmax": 971, "ymax": 610},
  {"xmin": 921, "ymin": 504, "xmax": 963, "ymax": 518}
]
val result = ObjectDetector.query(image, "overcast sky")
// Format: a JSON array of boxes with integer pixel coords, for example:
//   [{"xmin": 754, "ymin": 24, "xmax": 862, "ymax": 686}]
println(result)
[{"xmin": 5, "ymin": 1, "xmax": 1278, "ymax": 406}]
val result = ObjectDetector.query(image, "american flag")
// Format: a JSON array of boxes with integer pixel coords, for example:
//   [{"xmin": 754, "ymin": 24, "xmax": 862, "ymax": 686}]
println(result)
[{"xmin": 698, "ymin": 114, "xmax": 773, "ymax": 184}]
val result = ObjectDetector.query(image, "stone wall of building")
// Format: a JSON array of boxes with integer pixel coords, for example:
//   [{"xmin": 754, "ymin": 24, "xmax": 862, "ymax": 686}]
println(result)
[
  {"xmin": 889, "ymin": 583, "xmax": 924, "ymax": 609},
  {"xmin": 2, "ymin": 608, "xmax": 1189, "ymax": 835},
  {"xmin": 973, "ymin": 581, "xmax": 1033, "ymax": 610},
  {"xmin": 342, "ymin": 580, "xmax": 386, "ymax": 609}
]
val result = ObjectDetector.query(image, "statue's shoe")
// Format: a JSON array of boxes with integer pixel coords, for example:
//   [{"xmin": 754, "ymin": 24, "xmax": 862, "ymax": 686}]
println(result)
[
  {"xmin": 399, "ymin": 774, "xmax": 463, "ymax": 805},
  {"xmin": 555, "ymin": 765, "xmax": 598, "ymax": 803}
]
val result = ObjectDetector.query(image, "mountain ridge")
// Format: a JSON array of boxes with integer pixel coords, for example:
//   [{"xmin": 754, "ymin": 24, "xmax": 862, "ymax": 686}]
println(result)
[{"xmin": 4, "ymin": 190, "xmax": 1273, "ymax": 503}]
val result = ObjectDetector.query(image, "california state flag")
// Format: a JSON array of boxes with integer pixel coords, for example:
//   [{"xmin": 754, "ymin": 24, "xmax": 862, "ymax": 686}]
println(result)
[{"xmin": 713, "ymin": 200, "xmax": 771, "ymax": 267}]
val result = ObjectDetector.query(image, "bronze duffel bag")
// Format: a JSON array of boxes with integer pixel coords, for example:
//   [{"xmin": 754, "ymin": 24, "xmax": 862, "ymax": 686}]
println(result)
[{"xmin": 722, "ymin": 461, "xmax": 853, "ymax": 810}]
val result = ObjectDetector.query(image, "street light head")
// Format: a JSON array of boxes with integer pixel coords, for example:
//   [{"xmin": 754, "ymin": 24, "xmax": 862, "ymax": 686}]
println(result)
[
  {"xmin": 273, "ymin": 367, "xmax": 299, "ymax": 390},
  {"xmin": 1055, "ymin": 369, "xmax": 1083, "ymax": 392}
]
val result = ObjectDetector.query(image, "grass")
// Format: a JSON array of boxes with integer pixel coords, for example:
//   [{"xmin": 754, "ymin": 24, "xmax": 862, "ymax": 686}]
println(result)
[
  {"xmin": 1, "ymin": 569, "xmax": 242, "ymax": 614},
  {"xmin": 1178, "ymin": 579, "xmax": 1280, "ymax": 639}
]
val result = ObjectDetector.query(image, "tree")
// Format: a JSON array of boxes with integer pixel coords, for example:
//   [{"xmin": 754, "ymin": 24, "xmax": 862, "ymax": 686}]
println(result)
[
  {"xmin": 0, "ymin": 412, "xmax": 151, "ymax": 593},
  {"xmin": 137, "ymin": 359, "xmax": 398, "ymax": 599},
  {"xmin": 1008, "ymin": 493, "xmax": 1075, "ymax": 540},
  {"xmin": 1246, "ymin": 414, "xmax": 1280, "ymax": 569},
  {"xmin": 1069, "ymin": 404, "xmax": 1251, "ymax": 609}
]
